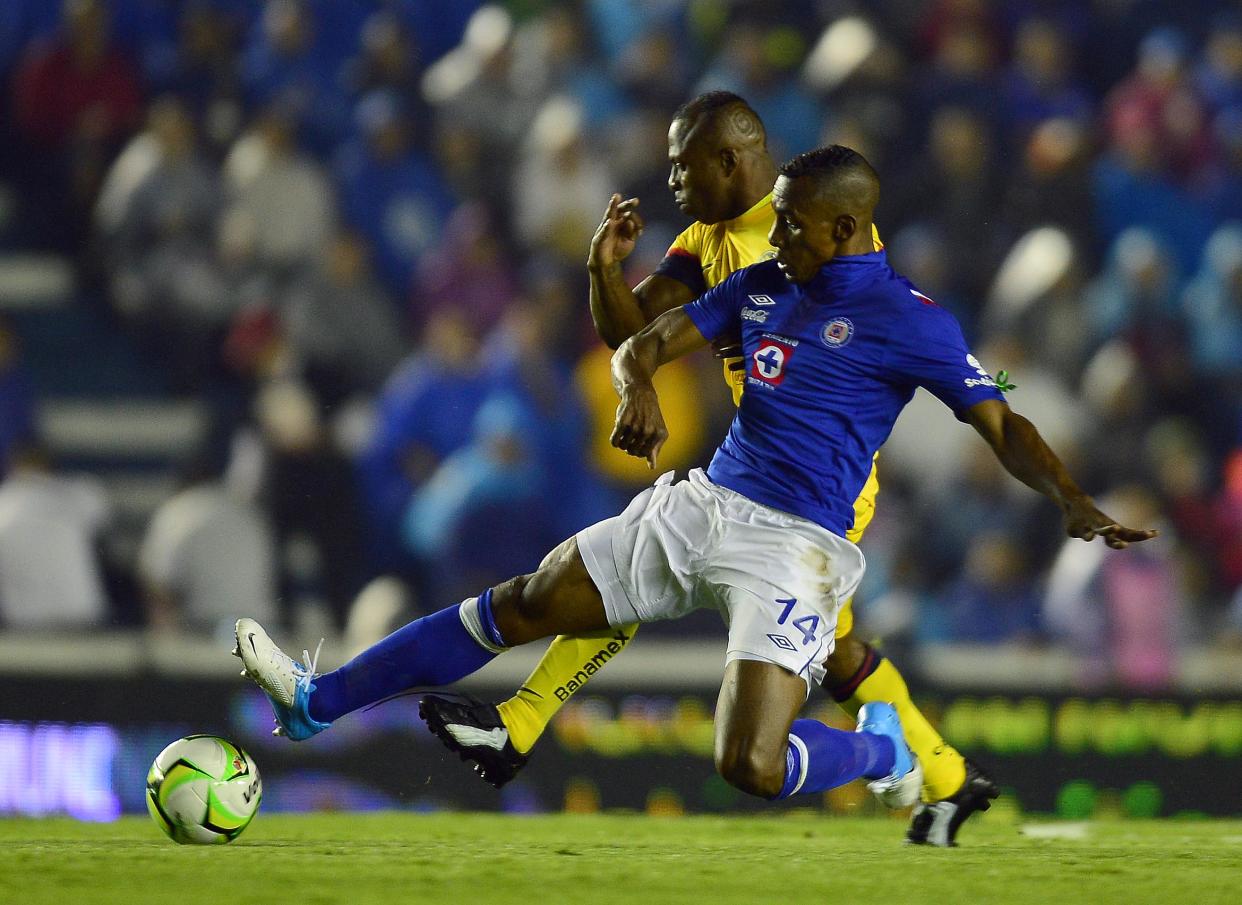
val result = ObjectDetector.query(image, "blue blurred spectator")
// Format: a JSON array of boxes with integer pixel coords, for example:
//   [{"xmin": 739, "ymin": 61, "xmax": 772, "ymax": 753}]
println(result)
[
  {"xmin": 0, "ymin": 0, "xmax": 62, "ymax": 76},
  {"xmin": 403, "ymin": 392, "xmax": 556, "ymax": 602},
  {"xmin": 335, "ymin": 89, "xmax": 455, "ymax": 296},
  {"xmin": 1082, "ymin": 228, "xmax": 1180, "ymax": 348},
  {"xmin": 390, "ymin": 0, "xmax": 480, "ymax": 67},
  {"xmin": 1194, "ymin": 13, "xmax": 1242, "ymax": 117},
  {"xmin": 1090, "ymin": 141, "xmax": 1214, "ymax": 278},
  {"xmin": 1001, "ymin": 18, "xmax": 1092, "ymax": 141},
  {"xmin": 144, "ymin": 2, "xmax": 245, "ymax": 151},
  {"xmin": 356, "ymin": 309, "xmax": 489, "ymax": 573},
  {"xmin": 696, "ymin": 21, "xmax": 821, "ymax": 162},
  {"xmin": 510, "ymin": 4, "xmax": 627, "ymax": 129},
  {"xmin": 934, "ymin": 535, "xmax": 1041, "ymax": 643},
  {"xmin": 341, "ymin": 10, "xmax": 423, "ymax": 110},
  {"xmin": 240, "ymin": 0, "xmax": 350, "ymax": 153},
  {"xmin": 0, "ymin": 318, "xmax": 36, "ymax": 476},
  {"xmin": 916, "ymin": 16, "xmax": 1002, "ymax": 123},
  {"xmin": 1182, "ymin": 223, "xmax": 1242, "ymax": 378}
]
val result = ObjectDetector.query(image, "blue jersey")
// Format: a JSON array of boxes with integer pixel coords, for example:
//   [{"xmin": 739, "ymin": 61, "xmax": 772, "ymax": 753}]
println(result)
[{"xmin": 684, "ymin": 250, "xmax": 1006, "ymax": 538}]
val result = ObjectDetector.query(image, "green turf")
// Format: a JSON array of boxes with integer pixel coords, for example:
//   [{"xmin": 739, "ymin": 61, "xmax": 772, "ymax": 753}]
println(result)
[{"xmin": 2, "ymin": 813, "xmax": 1240, "ymax": 905}]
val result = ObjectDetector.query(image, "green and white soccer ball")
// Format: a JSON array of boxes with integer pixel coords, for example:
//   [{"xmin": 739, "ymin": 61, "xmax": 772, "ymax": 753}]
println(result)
[{"xmin": 146, "ymin": 735, "xmax": 262, "ymax": 845}]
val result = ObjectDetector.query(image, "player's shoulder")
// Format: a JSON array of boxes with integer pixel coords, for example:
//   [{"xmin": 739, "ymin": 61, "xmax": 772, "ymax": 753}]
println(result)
[
  {"xmin": 715, "ymin": 258, "xmax": 785, "ymax": 294},
  {"xmin": 672, "ymin": 219, "xmax": 711, "ymax": 253},
  {"xmin": 874, "ymin": 271, "xmax": 952, "ymax": 319}
]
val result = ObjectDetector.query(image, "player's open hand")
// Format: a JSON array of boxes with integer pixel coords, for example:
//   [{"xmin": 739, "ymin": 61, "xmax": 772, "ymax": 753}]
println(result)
[
  {"xmin": 1062, "ymin": 495, "xmax": 1158, "ymax": 549},
  {"xmin": 611, "ymin": 382, "xmax": 668, "ymax": 469},
  {"xmin": 589, "ymin": 194, "xmax": 644, "ymax": 269}
]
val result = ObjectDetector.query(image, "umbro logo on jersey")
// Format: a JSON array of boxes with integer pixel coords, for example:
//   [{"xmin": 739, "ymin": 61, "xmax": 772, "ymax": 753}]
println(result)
[
  {"xmin": 748, "ymin": 294, "xmax": 776, "ymax": 306},
  {"xmin": 767, "ymin": 634, "xmax": 797, "ymax": 651}
]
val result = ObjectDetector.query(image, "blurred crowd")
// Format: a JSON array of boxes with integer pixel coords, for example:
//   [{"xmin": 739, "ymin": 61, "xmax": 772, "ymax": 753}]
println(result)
[{"xmin": 0, "ymin": 0, "xmax": 1241, "ymax": 690}]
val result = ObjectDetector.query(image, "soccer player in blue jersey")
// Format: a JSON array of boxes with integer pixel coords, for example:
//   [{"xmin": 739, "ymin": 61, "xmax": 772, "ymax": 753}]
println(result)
[{"xmin": 235, "ymin": 145, "xmax": 1155, "ymax": 815}]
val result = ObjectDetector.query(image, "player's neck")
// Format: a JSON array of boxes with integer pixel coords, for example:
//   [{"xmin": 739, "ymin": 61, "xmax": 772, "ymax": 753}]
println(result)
[{"xmin": 726, "ymin": 160, "xmax": 778, "ymax": 219}]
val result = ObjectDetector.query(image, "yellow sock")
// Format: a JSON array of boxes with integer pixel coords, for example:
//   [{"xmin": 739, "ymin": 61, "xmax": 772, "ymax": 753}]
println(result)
[
  {"xmin": 841, "ymin": 658, "xmax": 966, "ymax": 802},
  {"xmin": 496, "ymin": 625, "xmax": 637, "ymax": 754}
]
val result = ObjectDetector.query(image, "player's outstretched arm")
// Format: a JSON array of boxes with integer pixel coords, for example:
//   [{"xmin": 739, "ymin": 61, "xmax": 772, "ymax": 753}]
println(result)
[
  {"xmin": 610, "ymin": 307, "xmax": 708, "ymax": 468},
  {"xmin": 966, "ymin": 399, "xmax": 1158, "ymax": 549},
  {"xmin": 588, "ymin": 194, "xmax": 696, "ymax": 349}
]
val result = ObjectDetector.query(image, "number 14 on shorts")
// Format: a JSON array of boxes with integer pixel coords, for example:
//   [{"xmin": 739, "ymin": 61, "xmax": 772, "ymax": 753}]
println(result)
[{"xmin": 772, "ymin": 597, "xmax": 819, "ymax": 645}]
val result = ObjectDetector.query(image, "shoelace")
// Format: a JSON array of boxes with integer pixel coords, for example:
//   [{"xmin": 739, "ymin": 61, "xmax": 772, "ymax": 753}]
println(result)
[{"xmin": 299, "ymin": 638, "xmax": 324, "ymax": 693}]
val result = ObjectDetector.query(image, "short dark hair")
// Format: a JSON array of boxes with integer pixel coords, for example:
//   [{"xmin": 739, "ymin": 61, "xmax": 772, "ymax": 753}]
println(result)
[
  {"xmin": 673, "ymin": 90, "xmax": 754, "ymax": 124},
  {"xmin": 777, "ymin": 145, "xmax": 880, "ymax": 210},
  {"xmin": 778, "ymin": 145, "xmax": 874, "ymax": 181}
]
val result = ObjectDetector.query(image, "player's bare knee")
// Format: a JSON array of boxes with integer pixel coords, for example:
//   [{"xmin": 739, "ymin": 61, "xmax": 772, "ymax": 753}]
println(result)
[
  {"xmin": 491, "ymin": 574, "xmax": 540, "ymax": 644},
  {"xmin": 715, "ymin": 746, "xmax": 784, "ymax": 799}
]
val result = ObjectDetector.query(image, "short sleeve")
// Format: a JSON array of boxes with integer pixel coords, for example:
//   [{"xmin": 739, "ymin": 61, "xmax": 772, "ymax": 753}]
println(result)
[
  {"xmin": 884, "ymin": 297, "xmax": 1006, "ymax": 418},
  {"xmin": 683, "ymin": 268, "xmax": 746, "ymax": 342},
  {"xmin": 652, "ymin": 224, "xmax": 708, "ymax": 297}
]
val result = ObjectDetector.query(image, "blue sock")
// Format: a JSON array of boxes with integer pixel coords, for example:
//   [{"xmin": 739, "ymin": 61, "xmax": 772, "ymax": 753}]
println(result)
[
  {"xmin": 308, "ymin": 601, "xmax": 497, "ymax": 724},
  {"xmin": 774, "ymin": 719, "xmax": 896, "ymax": 799}
]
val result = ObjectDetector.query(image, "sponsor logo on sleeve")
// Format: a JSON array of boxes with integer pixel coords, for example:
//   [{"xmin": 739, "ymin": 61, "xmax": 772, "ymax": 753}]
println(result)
[{"xmin": 964, "ymin": 353, "xmax": 998, "ymax": 388}]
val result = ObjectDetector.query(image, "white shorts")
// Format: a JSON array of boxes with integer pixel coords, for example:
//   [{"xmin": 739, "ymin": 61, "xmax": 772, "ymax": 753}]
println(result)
[{"xmin": 576, "ymin": 469, "xmax": 866, "ymax": 692}]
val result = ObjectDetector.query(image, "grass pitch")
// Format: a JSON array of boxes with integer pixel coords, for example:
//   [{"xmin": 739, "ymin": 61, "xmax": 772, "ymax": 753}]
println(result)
[{"xmin": 2, "ymin": 813, "xmax": 1239, "ymax": 905}]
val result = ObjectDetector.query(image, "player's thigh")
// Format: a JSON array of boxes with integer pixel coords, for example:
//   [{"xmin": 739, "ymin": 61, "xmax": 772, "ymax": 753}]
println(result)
[
  {"xmin": 495, "ymin": 536, "xmax": 610, "ymax": 643},
  {"xmin": 713, "ymin": 658, "xmax": 806, "ymax": 792}
]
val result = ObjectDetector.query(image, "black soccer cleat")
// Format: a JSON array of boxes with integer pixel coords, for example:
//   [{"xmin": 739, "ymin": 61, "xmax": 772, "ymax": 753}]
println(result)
[
  {"xmin": 905, "ymin": 758, "xmax": 1000, "ymax": 847},
  {"xmin": 419, "ymin": 693, "xmax": 529, "ymax": 789}
]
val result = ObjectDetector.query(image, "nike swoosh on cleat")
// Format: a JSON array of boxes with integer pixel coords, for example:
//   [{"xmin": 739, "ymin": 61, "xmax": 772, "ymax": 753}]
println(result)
[
  {"xmin": 248, "ymin": 632, "xmax": 258, "ymax": 655},
  {"xmin": 517, "ymin": 686, "xmax": 543, "ymax": 700},
  {"xmin": 446, "ymin": 725, "xmax": 509, "ymax": 750}
]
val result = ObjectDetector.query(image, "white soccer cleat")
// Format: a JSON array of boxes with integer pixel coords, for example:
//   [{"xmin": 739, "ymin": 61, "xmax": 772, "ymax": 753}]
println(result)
[{"xmin": 233, "ymin": 618, "xmax": 329, "ymax": 740}]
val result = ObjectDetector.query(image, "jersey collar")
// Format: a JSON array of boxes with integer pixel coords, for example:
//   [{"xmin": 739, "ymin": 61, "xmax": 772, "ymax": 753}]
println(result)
[
  {"xmin": 800, "ymin": 249, "xmax": 889, "ymax": 298},
  {"xmin": 728, "ymin": 192, "xmax": 774, "ymax": 228}
]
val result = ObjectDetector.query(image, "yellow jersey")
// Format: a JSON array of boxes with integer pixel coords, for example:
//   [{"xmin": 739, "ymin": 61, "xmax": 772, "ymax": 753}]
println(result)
[{"xmin": 653, "ymin": 192, "xmax": 882, "ymax": 545}]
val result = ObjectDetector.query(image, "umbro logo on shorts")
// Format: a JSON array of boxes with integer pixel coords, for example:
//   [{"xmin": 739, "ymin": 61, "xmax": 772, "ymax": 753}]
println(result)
[{"xmin": 767, "ymin": 634, "xmax": 797, "ymax": 651}]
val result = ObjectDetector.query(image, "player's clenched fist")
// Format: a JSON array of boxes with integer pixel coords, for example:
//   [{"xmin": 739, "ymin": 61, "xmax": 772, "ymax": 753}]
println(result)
[
  {"xmin": 588, "ymin": 194, "xmax": 645, "ymax": 269},
  {"xmin": 611, "ymin": 382, "xmax": 668, "ymax": 469}
]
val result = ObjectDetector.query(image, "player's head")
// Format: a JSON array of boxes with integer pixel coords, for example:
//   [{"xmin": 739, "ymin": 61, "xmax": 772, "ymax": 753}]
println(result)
[
  {"xmin": 667, "ymin": 91, "xmax": 774, "ymax": 224},
  {"xmin": 769, "ymin": 145, "xmax": 880, "ymax": 283}
]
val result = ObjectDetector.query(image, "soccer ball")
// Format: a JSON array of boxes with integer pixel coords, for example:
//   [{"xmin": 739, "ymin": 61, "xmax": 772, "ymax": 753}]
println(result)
[{"xmin": 146, "ymin": 735, "xmax": 262, "ymax": 845}]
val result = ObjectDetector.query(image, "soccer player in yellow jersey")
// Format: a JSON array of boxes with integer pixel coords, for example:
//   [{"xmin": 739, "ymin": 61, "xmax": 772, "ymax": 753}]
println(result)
[{"xmin": 422, "ymin": 92, "xmax": 997, "ymax": 844}]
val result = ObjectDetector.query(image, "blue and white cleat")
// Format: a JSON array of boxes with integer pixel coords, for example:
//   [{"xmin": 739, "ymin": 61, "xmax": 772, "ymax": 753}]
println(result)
[
  {"xmin": 856, "ymin": 702, "xmax": 922, "ymax": 809},
  {"xmin": 232, "ymin": 618, "xmax": 330, "ymax": 741}
]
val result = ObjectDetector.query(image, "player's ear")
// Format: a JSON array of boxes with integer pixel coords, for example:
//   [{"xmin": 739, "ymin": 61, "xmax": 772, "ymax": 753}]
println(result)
[
  {"xmin": 832, "ymin": 214, "xmax": 857, "ymax": 242},
  {"xmin": 719, "ymin": 147, "xmax": 740, "ymax": 177}
]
